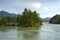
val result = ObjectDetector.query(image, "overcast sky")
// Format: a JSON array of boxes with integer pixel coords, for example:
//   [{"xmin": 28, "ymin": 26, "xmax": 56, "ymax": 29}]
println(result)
[{"xmin": 0, "ymin": 0, "xmax": 60, "ymax": 18}]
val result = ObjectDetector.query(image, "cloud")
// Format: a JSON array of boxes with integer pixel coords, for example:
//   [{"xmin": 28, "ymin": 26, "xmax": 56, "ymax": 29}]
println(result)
[
  {"xmin": 0, "ymin": 0, "xmax": 60, "ymax": 18},
  {"xmin": 53, "ymin": 13, "xmax": 60, "ymax": 15},
  {"xmin": 0, "ymin": 0, "xmax": 41, "ymax": 11},
  {"xmin": 31, "ymin": 3, "xmax": 41, "ymax": 9},
  {"xmin": 10, "ymin": 2, "xmax": 41, "ymax": 9}
]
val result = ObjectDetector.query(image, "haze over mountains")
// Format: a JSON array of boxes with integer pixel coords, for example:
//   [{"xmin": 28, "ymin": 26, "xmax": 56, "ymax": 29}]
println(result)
[
  {"xmin": 0, "ymin": 10, "xmax": 17, "ymax": 17},
  {"xmin": 42, "ymin": 17, "xmax": 51, "ymax": 21}
]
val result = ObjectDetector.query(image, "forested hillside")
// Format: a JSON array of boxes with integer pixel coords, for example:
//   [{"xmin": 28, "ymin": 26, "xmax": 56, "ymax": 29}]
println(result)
[
  {"xmin": 0, "ymin": 10, "xmax": 17, "ymax": 17},
  {"xmin": 49, "ymin": 14, "xmax": 60, "ymax": 24}
]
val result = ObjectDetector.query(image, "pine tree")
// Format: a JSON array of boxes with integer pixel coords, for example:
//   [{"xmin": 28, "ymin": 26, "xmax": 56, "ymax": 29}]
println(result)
[{"xmin": 17, "ymin": 8, "xmax": 42, "ymax": 27}]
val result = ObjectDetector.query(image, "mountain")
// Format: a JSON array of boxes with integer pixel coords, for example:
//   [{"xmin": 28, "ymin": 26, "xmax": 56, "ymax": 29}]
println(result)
[
  {"xmin": 49, "ymin": 14, "xmax": 60, "ymax": 24},
  {"xmin": 42, "ymin": 17, "xmax": 51, "ymax": 22},
  {"xmin": 42, "ymin": 17, "xmax": 51, "ymax": 21},
  {"xmin": 0, "ymin": 10, "xmax": 17, "ymax": 17}
]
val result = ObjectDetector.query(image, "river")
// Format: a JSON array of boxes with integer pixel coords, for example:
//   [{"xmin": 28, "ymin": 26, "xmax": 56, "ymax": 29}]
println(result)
[{"xmin": 0, "ymin": 22, "xmax": 60, "ymax": 40}]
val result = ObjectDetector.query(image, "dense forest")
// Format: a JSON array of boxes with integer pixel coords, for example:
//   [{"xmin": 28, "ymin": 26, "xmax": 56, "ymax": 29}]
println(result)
[
  {"xmin": 49, "ymin": 14, "xmax": 60, "ymax": 24},
  {"xmin": 0, "ymin": 8, "xmax": 42, "ymax": 27}
]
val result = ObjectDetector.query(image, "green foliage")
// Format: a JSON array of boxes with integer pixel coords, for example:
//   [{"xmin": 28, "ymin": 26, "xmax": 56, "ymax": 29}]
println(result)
[
  {"xmin": 49, "ymin": 14, "xmax": 60, "ymax": 24},
  {"xmin": 0, "ymin": 17, "xmax": 8, "ymax": 26},
  {"xmin": 0, "ymin": 16, "xmax": 17, "ymax": 26},
  {"xmin": 0, "ymin": 8, "xmax": 42, "ymax": 26},
  {"xmin": 17, "ymin": 8, "xmax": 42, "ymax": 27}
]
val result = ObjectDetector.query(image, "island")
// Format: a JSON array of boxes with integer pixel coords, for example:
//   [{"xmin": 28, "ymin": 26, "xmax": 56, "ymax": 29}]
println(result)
[{"xmin": 0, "ymin": 8, "xmax": 42, "ymax": 27}]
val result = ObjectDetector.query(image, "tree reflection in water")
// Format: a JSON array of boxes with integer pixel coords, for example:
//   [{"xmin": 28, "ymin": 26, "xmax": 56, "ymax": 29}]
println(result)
[
  {"xmin": 17, "ymin": 27, "xmax": 40, "ymax": 40},
  {"xmin": 0, "ymin": 26, "xmax": 15, "ymax": 32}
]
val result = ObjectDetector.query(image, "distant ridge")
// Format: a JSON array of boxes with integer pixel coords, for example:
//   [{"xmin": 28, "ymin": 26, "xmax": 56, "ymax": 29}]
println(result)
[
  {"xmin": 42, "ymin": 17, "xmax": 51, "ymax": 20},
  {"xmin": 0, "ymin": 10, "xmax": 17, "ymax": 17}
]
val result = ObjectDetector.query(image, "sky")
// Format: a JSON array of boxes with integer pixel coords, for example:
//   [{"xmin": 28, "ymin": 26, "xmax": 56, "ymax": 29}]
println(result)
[{"xmin": 0, "ymin": 0, "xmax": 60, "ymax": 18}]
